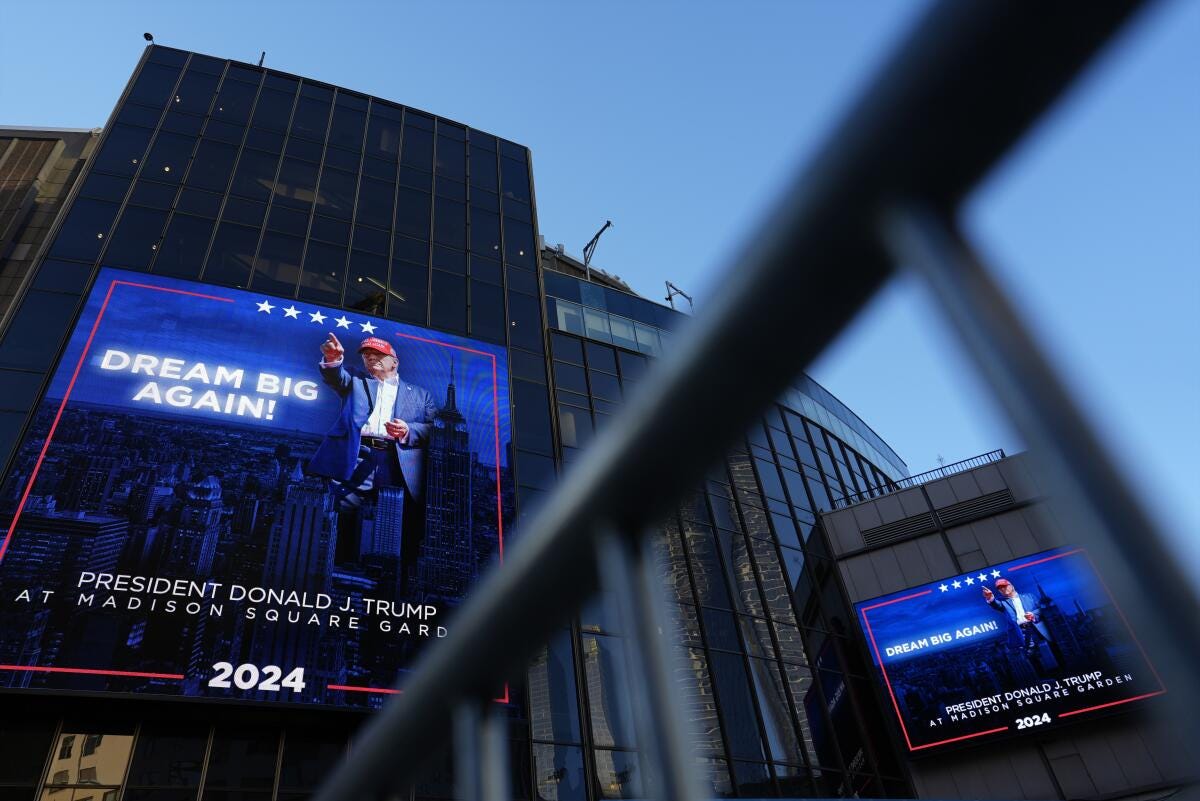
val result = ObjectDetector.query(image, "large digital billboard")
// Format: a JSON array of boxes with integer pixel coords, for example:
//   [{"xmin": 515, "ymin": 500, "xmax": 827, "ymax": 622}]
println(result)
[
  {"xmin": 0, "ymin": 267, "xmax": 514, "ymax": 708},
  {"xmin": 855, "ymin": 546, "xmax": 1165, "ymax": 753}
]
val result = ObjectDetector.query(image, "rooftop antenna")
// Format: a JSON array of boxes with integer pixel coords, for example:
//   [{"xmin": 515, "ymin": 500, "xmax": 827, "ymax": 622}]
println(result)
[
  {"xmin": 664, "ymin": 280, "xmax": 694, "ymax": 312},
  {"xmin": 143, "ymin": 32, "xmax": 154, "ymax": 43},
  {"xmin": 258, "ymin": 51, "xmax": 266, "ymax": 67},
  {"xmin": 581, "ymin": 220, "xmax": 612, "ymax": 282}
]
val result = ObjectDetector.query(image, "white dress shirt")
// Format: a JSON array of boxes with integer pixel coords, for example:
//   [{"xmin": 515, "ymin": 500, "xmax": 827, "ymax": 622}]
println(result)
[{"xmin": 321, "ymin": 357, "xmax": 400, "ymax": 438}]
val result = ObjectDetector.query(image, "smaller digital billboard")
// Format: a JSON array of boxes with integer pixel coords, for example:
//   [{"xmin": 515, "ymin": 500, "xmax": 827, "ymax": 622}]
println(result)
[{"xmin": 855, "ymin": 546, "xmax": 1165, "ymax": 753}]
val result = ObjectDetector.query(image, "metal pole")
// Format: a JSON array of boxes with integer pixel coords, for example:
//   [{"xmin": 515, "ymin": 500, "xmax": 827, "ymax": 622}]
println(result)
[
  {"xmin": 454, "ymin": 701, "xmax": 511, "ymax": 801},
  {"xmin": 596, "ymin": 527, "xmax": 702, "ymax": 801},
  {"xmin": 884, "ymin": 202, "xmax": 1200, "ymax": 741}
]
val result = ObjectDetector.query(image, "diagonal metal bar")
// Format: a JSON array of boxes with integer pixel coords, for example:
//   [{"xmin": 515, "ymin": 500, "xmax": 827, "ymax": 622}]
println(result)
[
  {"xmin": 884, "ymin": 202, "xmax": 1200, "ymax": 740},
  {"xmin": 314, "ymin": 2, "xmax": 1149, "ymax": 798}
]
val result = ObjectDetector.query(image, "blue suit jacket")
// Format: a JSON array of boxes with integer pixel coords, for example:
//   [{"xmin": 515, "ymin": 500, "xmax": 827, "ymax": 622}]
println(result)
[
  {"xmin": 988, "ymin": 592, "xmax": 1053, "ymax": 645},
  {"xmin": 307, "ymin": 361, "xmax": 436, "ymax": 499}
]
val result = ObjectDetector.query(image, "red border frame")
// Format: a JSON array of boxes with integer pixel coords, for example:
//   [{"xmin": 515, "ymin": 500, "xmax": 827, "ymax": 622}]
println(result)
[
  {"xmin": 0, "ymin": 276, "xmax": 511, "ymax": 703},
  {"xmin": 859, "ymin": 547, "xmax": 1165, "ymax": 752}
]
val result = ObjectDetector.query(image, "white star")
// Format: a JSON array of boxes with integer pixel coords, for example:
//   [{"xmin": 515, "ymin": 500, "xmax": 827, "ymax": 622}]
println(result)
[
  {"xmin": 334, "ymin": 315, "xmax": 352, "ymax": 329},
  {"xmin": 938, "ymin": 584, "xmax": 949, "ymax": 593},
  {"xmin": 282, "ymin": 305, "xmax": 300, "ymax": 319},
  {"xmin": 256, "ymin": 300, "xmax": 275, "ymax": 314},
  {"xmin": 359, "ymin": 320, "xmax": 377, "ymax": 334},
  {"xmin": 952, "ymin": 580, "xmax": 961, "ymax": 589},
  {"xmin": 309, "ymin": 310, "xmax": 327, "ymax": 324},
  {"xmin": 965, "ymin": 576, "xmax": 975, "ymax": 585},
  {"xmin": 977, "ymin": 573, "xmax": 989, "ymax": 583},
  {"xmin": 991, "ymin": 569, "xmax": 1001, "ymax": 578}
]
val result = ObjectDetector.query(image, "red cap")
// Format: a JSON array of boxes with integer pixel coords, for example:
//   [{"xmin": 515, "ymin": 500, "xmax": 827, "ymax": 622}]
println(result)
[
  {"xmin": 994, "ymin": 579, "xmax": 1012, "ymax": 589},
  {"xmin": 358, "ymin": 337, "xmax": 395, "ymax": 357}
]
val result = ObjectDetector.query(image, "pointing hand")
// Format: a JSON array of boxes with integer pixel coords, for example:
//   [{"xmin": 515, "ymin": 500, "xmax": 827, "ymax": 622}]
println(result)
[{"xmin": 321, "ymin": 332, "xmax": 344, "ymax": 361}]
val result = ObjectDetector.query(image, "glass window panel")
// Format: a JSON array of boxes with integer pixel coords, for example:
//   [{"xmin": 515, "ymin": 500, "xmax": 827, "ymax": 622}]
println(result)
[
  {"xmin": 470, "ymin": 209, "xmax": 501, "ymax": 256},
  {"xmin": 79, "ymin": 172, "xmax": 131, "ymax": 202},
  {"xmin": 581, "ymin": 635, "xmax": 637, "ymax": 748},
  {"xmin": 556, "ymin": 404, "xmax": 592, "ymax": 449},
  {"xmin": 583, "ymin": 309, "xmax": 612, "ymax": 343},
  {"xmin": 433, "ymin": 198, "xmax": 466, "ymax": 249},
  {"xmin": 298, "ymin": 240, "xmax": 346, "ymax": 304},
  {"xmin": 129, "ymin": 63, "xmax": 180, "ymax": 108},
  {"xmin": 471, "ymin": 254, "xmax": 501, "ymax": 285},
  {"xmin": 470, "ymin": 146, "xmax": 497, "ymax": 190},
  {"xmin": 203, "ymin": 119, "xmax": 245, "ymax": 145},
  {"xmin": 506, "ymin": 265, "xmax": 537, "ymax": 295},
  {"xmin": 49, "ymin": 198, "xmax": 119, "ymax": 261},
  {"xmin": 0, "ymin": 290, "xmax": 78, "ymax": 369},
  {"xmin": 505, "ymin": 198, "xmax": 533, "ymax": 224},
  {"xmin": 528, "ymin": 628, "xmax": 581, "ymax": 743},
  {"xmin": 244, "ymin": 128, "xmax": 283, "ymax": 156},
  {"xmin": 204, "ymin": 222, "xmax": 258, "ymax": 287},
  {"xmin": 684, "ymin": 527, "xmax": 734, "ymax": 610},
  {"xmin": 310, "ymin": 214, "xmax": 350, "ymax": 245},
  {"xmin": 593, "ymin": 750, "xmax": 643, "ymax": 800},
  {"xmin": 277, "ymin": 730, "xmax": 343, "ymax": 789},
  {"xmin": 130, "ymin": 180, "xmax": 177, "ymax": 209},
  {"xmin": 96, "ymin": 124, "xmax": 157, "ymax": 177},
  {"xmin": 345, "ymin": 250, "xmax": 388, "ymax": 314},
  {"xmin": 273, "ymin": 158, "xmax": 318, "ymax": 209},
  {"xmin": 503, "ymin": 218, "xmax": 534, "ymax": 267},
  {"xmin": 554, "ymin": 300, "xmax": 584, "ymax": 336},
  {"xmin": 512, "ymin": 379, "xmax": 553, "ymax": 454},
  {"xmin": 608, "ymin": 315, "xmax": 638, "ymax": 351},
  {"xmin": 470, "ymin": 279, "xmax": 505, "ymax": 343},
  {"xmin": 323, "ymin": 146, "xmax": 358, "ymax": 172},
  {"xmin": 365, "ymin": 114, "xmax": 401, "ymax": 159},
  {"xmin": 702, "ymin": 606, "xmax": 741, "ymax": 651},
  {"xmin": 430, "ymin": 270, "xmax": 466, "ymax": 334},
  {"xmin": 126, "ymin": 723, "xmax": 207, "ymax": 786},
  {"xmin": 117, "ymin": 102, "xmax": 162, "ymax": 128},
  {"xmin": 395, "ymin": 186, "xmax": 432, "ymax": 239},
  {"xmin": 285, "ymin": 136, "xmax": 324, "ymax": 163},
  {"xmin": 633, "ymin": 323, "xmax": 661, "ymax": 356},
  {"xmin": 265, "ymin": 205, "xmax": 308, "ymax": 236},
  {"xmin": 432, "ymin": 245, "xmax": 466, "ymax": 275},
  {"xmin": 162, "ymin": 109, "xmax": 204, "ymax": 137},
  {"xmin": 553, "ymin": 362, "xmax": 587, "ymax": 394},
  {"xmin": 587, "ymin": 371, "xmax": 620, "ymax": 402},
  {"xmin": 154, "ymin": 213, "xmax": 214, "ymax": 278},
  {"xmin": 471, "ymin": 188, "xmax": 500, "ymax": 214},
  {"xmin": 173, "ymin": 69, "xmax": 219, "ymax": 115},
  {"xmin": 222, "ymin": 196, "xmax": 267, "ymax": 228},
  {"xmin": 398, "ymin": 165, "xmax": 432, "ymax": 191},
  {"xmin": 105, "ymin": 206, "xmax": 168, "ymax": 270},
  {"xmin": 290, "ymin": 96, "xmax": 332, "ymax": 141},
  {"xmin": 435, "ymin": 136, "xmax": 465, "ymax": 180},
  {"xmin": 185, "ymin": 139, "xmax": 238, "ymax": 191},
  {"xmin": 532, "ymin": 744, "xmax": 586, "ymax": 801},
  {"xmin": 388, "ymin": 259, "xmax": 427, "ymax": 324},
  {"xmin": 33, "ymin": 259, "xmax": 94, "ymax": 294},
  {"xmin": 204, "ymin": 728, "xmax": 278, "ymax": 788},
  {"xmin": 511, "ymin": 349, "xmax": 546, "ymax": 383},
  {"xmin": 315, "ymin": 168, "xmax": 357, "ymax": 220},
  {"xmin": 392, "ymin": 234, "xmax": 428, "ymax": 265},
  {"xmin": 508, "ymin": 290, "xmax": 543, "ymax": 352},
  {"xmin": 143, "ymin": 131, "xmax": 195, "ymax": 184},
  {"xmin": 355, "ymin": 177, "xmax": 395, "ymax": 229},
  {"xmin": 501, "ymin": 155, "xmax": 530, "ymax": 203},
  {"xmin": 212, "ymin": 79, "xmax": 257, "ymax": 124},
  {"xmin": 251, "ymin": 88, "xmax": 296, "ymax": 131},
  {"xmin": 0, "ymin": 721, "xmax": 55, "ymax": 783},
  {"xmin": 45, "ymin": 730, "xmax": 133, "ymax": 785},
  {"xmin": 401, "ymin": 126, "xmax": 434, "ymax": 170},
  {"xmin": 230, "ymin": 148, "xmax": 281, "ymax": 200},
  {"xmin": 251, "ymin": 232, "xmax": 304, "ymax": 297},
  {"xmin": 328, "ymin": 105, "xmax": 366, "ymax": 150},
  {"xmin": 352, "ymin": 224, "xmax": 388, "ymax": 255}
]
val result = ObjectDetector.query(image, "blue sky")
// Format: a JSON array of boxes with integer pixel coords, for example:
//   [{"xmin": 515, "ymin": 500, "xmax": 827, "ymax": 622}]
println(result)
[{"xmin": 2, "ymin": 1, "xmax": 1195, "ymax": 566}]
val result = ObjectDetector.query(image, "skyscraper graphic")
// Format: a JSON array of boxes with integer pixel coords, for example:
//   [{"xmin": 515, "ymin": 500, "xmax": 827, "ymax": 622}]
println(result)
[
  {"xmin": 154, "ymin": 475, "xmax": 224, "ymax": 577},
  {"xmin": 419, "ymin": 359, "xmax": 474, "ymax": 598}
]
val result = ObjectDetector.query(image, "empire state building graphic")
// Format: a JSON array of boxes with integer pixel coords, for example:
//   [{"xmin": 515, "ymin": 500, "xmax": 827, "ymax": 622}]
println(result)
[{"xmin": 419, "ymin": 358, "xmax": 474, "ymax": 599}]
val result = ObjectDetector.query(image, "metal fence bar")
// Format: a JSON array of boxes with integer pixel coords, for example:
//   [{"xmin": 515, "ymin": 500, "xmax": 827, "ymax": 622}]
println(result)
[
  {"xmin": 314, "ymin": 3, "xmax": 1154, "ymax": 798},
  {"xmin": 834, "ymin": 448, "xmax": 1006, "ymax": 509},
  {"xmin": 596, "ymin": 528, "xmax": 703, "ymax": 801},
  {"xmin": 884, "ymin": 203, "xmax": 1200, "ymax": 740}
]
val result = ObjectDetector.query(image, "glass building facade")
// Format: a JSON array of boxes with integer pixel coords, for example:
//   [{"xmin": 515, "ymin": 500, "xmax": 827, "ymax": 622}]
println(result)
[{"xmin": 0, "ymin": 46, "xmax": 913, "ymax": 799}]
